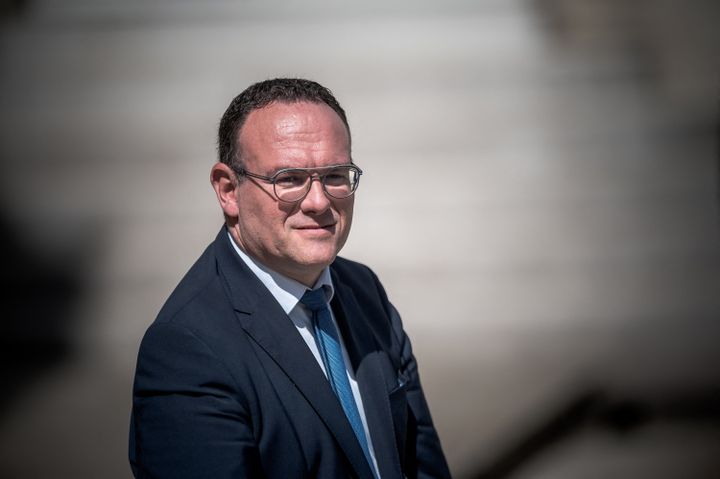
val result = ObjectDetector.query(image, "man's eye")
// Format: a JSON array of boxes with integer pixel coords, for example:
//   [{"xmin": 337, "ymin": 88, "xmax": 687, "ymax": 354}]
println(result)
[
  {"xmin": 324, "ymin": 173, "xmax": 349, "ymax": 186},
  {"xmin": 275, "ymin": 173, "xmax": 306, "ymax": 188}
]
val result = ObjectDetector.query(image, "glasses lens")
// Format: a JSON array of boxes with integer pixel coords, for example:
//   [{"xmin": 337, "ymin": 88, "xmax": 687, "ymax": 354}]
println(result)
[
  {"xmin": 274, "ymin": 170, "xmax": 311, "ymax": 202},
  {"xmin": 324, "ymin": 166, "xmax": 359, "ymax": 199},
  {"xmin": 272, "ymin": 166, "xmax": 361, "ymax": 202}
]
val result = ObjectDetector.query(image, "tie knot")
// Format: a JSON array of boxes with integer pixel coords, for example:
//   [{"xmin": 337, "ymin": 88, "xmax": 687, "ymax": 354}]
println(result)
[{"xmin": 300, "ymin": 288, "xmax": 327, "ymax": 313}]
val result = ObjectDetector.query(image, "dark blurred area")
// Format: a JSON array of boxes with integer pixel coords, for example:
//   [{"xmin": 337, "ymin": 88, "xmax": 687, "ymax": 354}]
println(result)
[
  {"xmin": 0, "ymin": 213, "xmax": 82, "ymax": 415},
  {"xmin": 0, "ymin": 0, "xmax": 719, "ymax": 478},
  {"xmin": 472, "ymin": 387, "xmax": 720, "ymax": 478}
]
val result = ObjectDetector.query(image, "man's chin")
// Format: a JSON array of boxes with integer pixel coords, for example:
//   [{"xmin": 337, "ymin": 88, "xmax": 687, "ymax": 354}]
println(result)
[
  {"xmin": 285, "ymin": 234, "xmax": 347, "ymax": 272},
  {"xmin": 296, "ymin": 253, "xmax": 337, "ymax": 269},
  {"xmin": 294, "ymin": 226, "xmax": 336, "ymax": 240},
  {"xmin": 281, "ymin": 252, "xmax": 338, "ymax": 287},
  {"xmin": 291, "ymin": 245, "xmax": 339, "ymax": 269}
]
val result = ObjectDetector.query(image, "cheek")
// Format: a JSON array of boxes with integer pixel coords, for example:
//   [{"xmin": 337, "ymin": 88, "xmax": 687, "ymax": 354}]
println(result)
[
  {"xmin": 261, "ymin": 208, "xmax": 296, "ymax": 245},
  {"xmin": 239, "ymin": 201, "xmax": 279, "ymax": 236},
  {"xmin": 338, "ymin": 200, "xmax": 354, "ymax": 224}
]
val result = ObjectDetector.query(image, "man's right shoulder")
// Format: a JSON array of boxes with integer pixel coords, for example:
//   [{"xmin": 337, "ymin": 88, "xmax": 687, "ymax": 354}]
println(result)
[
  {"xmin": 152, "ymin": 239, "xmax": 229, "ymax": 330},
  {"xmin": 136, "ymin": 233, "xmax": 260, "ymax": 380}
]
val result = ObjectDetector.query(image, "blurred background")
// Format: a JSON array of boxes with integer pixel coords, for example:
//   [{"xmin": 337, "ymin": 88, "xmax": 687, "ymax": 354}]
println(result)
[{"xmin": 1, "ymin": 0, "xmax": 719, "ymax": 477}]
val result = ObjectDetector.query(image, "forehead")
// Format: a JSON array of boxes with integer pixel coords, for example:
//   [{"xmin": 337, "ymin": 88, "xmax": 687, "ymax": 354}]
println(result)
[{"xmin": 239, "ymin": 102, "xmax": 349, "ymax": 156}]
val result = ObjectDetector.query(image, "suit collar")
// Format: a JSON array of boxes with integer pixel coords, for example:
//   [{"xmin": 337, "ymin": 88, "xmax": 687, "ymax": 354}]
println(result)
[{"xmin": 212, "ymin": 227, "xmax": 377, "ymax": 479}]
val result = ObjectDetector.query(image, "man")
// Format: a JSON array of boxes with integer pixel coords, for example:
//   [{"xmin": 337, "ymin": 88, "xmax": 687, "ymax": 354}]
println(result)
[{"xmin": 129, "ymin": 78, "xmax": 451, "ymax": 479}]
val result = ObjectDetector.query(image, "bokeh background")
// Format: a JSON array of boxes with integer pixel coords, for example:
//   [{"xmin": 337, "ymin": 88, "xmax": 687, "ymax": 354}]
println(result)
[{"xmin": 1, "ymin": 0, "xmax": 719, "ymax": 477}]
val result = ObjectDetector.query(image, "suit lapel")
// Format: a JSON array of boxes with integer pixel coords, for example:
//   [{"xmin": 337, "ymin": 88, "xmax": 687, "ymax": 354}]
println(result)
[
  {"xmin": 332, "ymin": 271, "xmax": 404, "ymax": 479},
  {"xmin": 213, "ymin": 230, "xmax": 374, "ymax": 479}
]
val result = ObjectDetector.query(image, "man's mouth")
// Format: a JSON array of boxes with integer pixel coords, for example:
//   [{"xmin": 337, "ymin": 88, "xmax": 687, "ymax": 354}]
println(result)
[
  {"xmin": 297, "ymin": 224, "xmax": 334, "ymax": 229},
  {"xmin": 295, "ymin": 223, "xmax": 336, "ymax": 233}
]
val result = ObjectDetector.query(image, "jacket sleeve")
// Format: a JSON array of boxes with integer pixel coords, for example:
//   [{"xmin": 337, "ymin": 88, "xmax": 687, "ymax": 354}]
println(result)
[
  {"xmin": 388, "ymin": 304, "xmax": 453, "ymax": 479},
  {"xmin": 129, "ymin": 321, "xmax": 261, "ymax": 479}
]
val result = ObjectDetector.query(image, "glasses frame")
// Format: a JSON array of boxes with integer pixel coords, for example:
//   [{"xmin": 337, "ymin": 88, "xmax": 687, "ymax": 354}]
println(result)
[{"xmin": 231, "ymin": 163, "xmax": 363, "ymax": 203}]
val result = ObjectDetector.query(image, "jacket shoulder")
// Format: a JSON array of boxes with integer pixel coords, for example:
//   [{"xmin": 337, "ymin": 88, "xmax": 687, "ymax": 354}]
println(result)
[
  {"xmin": 331, "ymin": 256, "xmax": 395, "ymax": 324},
  {"xmin": 331, "ymin": 256, "xmax": 378, "ymax": 285},
  {"xmin": 154, "ymin": 240, "xmax": 223, "ymax": 326}
]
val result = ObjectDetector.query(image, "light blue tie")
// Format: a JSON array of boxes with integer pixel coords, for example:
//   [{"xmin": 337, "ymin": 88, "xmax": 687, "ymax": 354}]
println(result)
[{"xmin": 301, "ymin": 288, "xmax": 376, "ymax": 476}]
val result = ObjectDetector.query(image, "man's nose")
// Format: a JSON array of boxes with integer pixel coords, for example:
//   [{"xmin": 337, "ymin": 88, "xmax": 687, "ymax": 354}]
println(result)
[{"xmin": 300, "ymin": 177, "xmax": 331, "ymax": 213}]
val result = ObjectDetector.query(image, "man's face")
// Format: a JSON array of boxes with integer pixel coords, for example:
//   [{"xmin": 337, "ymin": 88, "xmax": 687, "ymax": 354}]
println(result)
[{"xmin": 229, "ymin": 101, "xmax": 354, "ymax": 286}]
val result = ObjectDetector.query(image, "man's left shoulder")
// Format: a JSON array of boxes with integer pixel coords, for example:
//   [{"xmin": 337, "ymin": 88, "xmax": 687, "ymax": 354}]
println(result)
[
  {"xmin": 331, "ymin": 255, "xmax": 373, "ymax": 276},
  {"xmin": 330, "ymin": 256, "xmax": 394, "ymax": 314},
  {"xmin": 330, "ymin": 256, "xmax": 382, "ymax": 289}
]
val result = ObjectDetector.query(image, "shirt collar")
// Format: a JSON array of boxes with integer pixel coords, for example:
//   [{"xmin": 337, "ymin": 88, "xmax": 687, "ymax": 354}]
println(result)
[{"xmin": 227, "ymin": 231, "xmax": 334, "ymax": 314}]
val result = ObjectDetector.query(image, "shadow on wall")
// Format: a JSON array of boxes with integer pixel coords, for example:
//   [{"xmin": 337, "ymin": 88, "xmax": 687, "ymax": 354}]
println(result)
[
  {"xmin": 717, "ymin": 100, "xmax": 720, "ymax": 216},
  {"xmin": 468, "ymin": 386, "xmax": 720, "ymax": 478},
  {"xmin": 0, "ymin": 211, "xmax": 87, "ymax": 423},
  {"xmin": 0, "ymin": 0, "xmax": 29, "ymax": 19}
]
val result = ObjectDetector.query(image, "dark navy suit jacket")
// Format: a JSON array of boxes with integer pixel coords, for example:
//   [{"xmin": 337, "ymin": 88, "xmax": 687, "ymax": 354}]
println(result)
[{"xmin": 129, "ymin": 228, "xmax": 451, "ymax": 478}]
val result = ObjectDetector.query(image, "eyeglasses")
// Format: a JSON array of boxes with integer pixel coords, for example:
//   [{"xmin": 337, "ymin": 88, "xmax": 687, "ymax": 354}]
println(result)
[{"xmin": 232, "ymin": 164, "xmax": 363, "ymax": 203}]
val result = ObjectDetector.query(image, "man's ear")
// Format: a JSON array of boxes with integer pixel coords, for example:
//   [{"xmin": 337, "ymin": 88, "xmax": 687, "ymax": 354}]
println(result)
[{"xmin": 210, "ymin": 162, "xmax": 240, "ymax": 218}]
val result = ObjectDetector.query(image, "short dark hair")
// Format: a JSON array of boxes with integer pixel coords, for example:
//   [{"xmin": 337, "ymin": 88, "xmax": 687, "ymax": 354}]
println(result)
[{"xmin": 217, "ymin": 78, "xmax": 350, "ymax": 169}]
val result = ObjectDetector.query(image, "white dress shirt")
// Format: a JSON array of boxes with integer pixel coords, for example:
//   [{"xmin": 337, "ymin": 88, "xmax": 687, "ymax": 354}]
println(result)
[{"xmin": 228, "ymin": 233, "xmax": 381, "ymax": 477}]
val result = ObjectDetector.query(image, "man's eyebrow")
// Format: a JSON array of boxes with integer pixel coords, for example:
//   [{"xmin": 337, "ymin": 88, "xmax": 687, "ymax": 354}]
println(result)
[{"xmin": 273, "ymin": 163, "xmax": 353, "ymax": 173}]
